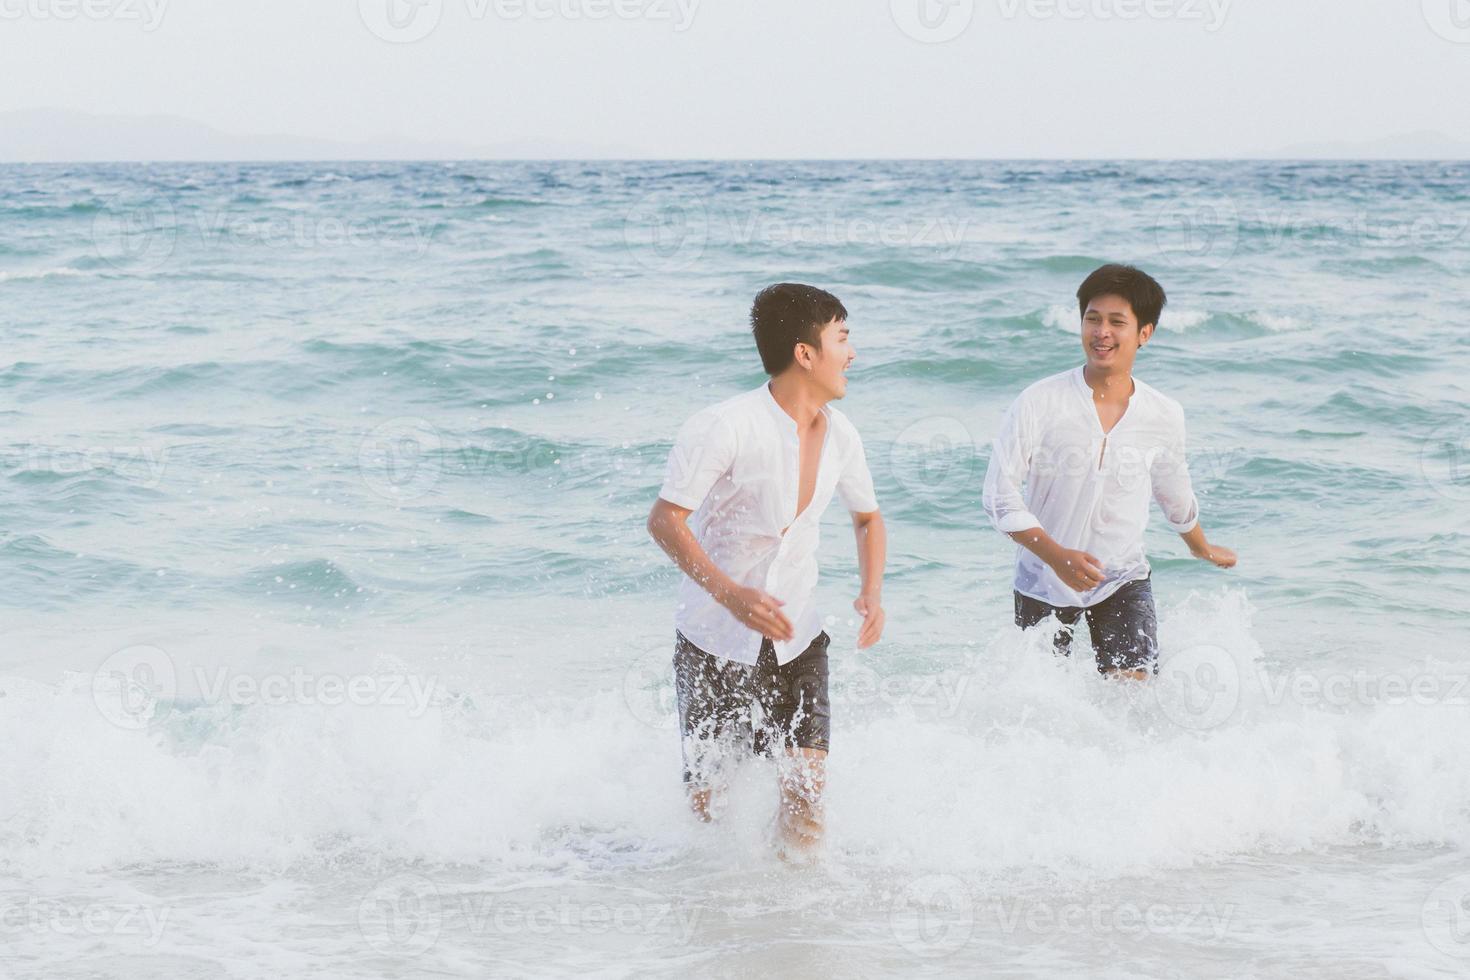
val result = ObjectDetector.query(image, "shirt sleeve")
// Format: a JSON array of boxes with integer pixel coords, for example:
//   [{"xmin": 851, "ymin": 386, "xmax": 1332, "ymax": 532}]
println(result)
[
  {"xmin": 836, "ymin": 428, "xmax": 879, "ymax": 514},
  {"xmin": 1151, "ymin": 403, "xmax": 1200, "ymax": 533},
  {"xmin": 657, "ymin": 409, "xmax": 737, "ymax": 511},
  {"xmin": 982, "ymin": 393, "xmax": 1043, "ymax": 534}
]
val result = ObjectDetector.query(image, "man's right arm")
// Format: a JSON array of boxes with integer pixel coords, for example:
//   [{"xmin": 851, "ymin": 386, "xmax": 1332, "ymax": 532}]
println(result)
[
  {"xmin": 1005, "ymin": 526, "xmax": 1106, "ymax": 593},
  {"xmin": 982, "ymin": 395, "xmax": 1106, "ymax": 593},
  {"xmin": 646, "ymin": 499, "xmax": 794, "ymax": 641}
]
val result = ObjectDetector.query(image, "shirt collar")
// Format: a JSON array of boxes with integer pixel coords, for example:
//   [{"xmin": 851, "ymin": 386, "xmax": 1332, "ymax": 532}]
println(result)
[
  {"xmin": 760, "ymin": 380, "xmax": 831, "ymax": 432},
  {"xmin": 1070, "ymin": 364, "xmax": 1089, "ymax": 396},
  {"xmin": 760, "ymin": 381, "xmax": 792, "ymax": 428},
  {"xmin": 1073, "ymin": 364, "xmax": 1137, "ymax": 399}
]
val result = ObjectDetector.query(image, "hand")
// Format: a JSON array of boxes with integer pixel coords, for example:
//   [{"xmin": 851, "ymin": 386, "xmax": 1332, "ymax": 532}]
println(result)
[
  {"xmin": 1049, "ymin": 548, "xmax": 1106, "ymax": 592},
  {"xmin": 853, "ymin": 593, "xmax": 885, "ymax": 649},
  {"xmin": 1193, "ymin": 543, "xmax": 1237, "ymax": 569},
  {"xmin": 722, "ymin": 586, "xmax": 794, "ymax": 641}
]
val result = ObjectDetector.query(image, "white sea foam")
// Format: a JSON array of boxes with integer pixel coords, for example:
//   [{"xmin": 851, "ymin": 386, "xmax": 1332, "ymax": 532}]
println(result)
[
  {"xmin": 0, "ymin": 266, "xmax": 90, "ymax": 283},
  {"xmin": 1245, "ymin": 311, "xmax": 1302, "ymax": 331},
  {"xmin": 5, "ymin": 590, "xmax": 1466, "ymax": 880}
]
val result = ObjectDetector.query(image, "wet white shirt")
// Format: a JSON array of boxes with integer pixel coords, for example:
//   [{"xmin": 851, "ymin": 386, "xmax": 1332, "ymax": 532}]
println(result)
[
  {"xmin": 658, "ymin": 383, "xmax": 879, "ymax": 666},
  {"xmin": 982, "ymin": 366, "xmax": 1200, "ymax": 609}
]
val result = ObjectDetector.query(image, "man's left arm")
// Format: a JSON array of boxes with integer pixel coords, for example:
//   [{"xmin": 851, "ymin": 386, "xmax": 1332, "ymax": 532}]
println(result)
[
  {"xmin": 851, "ymin": 509, "xmax": 886, "ymax": 648},
  {"xmin": 837, "ymin": 428, "xmax": 886, "ymax": 648},
  {"xmin": 1153, "ymin": 407, "xmax": 1237, "ymax": 569},
  {"xmin": 1178, "ymin": 521, "xmax": 1236, "ymax": 568}
]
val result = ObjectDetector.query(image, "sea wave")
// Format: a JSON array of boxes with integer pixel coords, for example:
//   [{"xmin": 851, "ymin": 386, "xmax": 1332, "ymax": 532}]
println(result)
[
  {"xmin": 0, "ymin": 265, "xmax": 92, "ymax": 282},
  {"xmin": 6, "ymin": 591, "xmax": 1469, "ymax": 878},
  {"xmin": 1042, "ymin": 304, "xmax": 1210, "ymax": 333}
]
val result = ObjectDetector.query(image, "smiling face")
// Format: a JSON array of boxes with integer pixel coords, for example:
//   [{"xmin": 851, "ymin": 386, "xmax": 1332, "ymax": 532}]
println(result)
[
  {"xmin": 794, "ymin": 317, "xmax": 855, "ymax": 400},
  {"xmin": 1081, "ymin": 294, "xmax": 1154, "ymax": 375}
]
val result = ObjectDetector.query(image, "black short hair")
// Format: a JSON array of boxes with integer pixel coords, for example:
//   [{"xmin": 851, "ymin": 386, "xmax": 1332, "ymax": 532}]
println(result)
[
  {"xmin": 750, "ymin": 283, "xmax": 847, "ymax": 376},
  {"xmin": 1076, "ymin": 264, "xmax": 1166, "ymax": 330}
]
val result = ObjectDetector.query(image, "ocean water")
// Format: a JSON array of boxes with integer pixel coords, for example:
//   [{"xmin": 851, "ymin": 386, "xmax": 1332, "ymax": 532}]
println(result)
[{"xmin": 1, "ymin": 159, "xmax": 1468, "ymax": 978}]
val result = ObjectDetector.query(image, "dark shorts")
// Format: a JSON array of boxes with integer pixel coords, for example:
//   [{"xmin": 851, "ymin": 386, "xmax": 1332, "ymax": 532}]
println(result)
[
  {"xmin": 1014, "ymin": 575, "xmax": 1159, "ymax": 674},
  {"xmin": 672, "ymin": 630, "xmax": 831, "ymax": 787}
]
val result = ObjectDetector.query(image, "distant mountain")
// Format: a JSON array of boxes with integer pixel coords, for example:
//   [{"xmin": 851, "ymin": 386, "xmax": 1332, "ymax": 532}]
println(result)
[
  {"xmin": 3, "ymin": 109, "xmax": 1468, "ymax": 162},
  {"xmin": 0, "ymin": 108, "xmax": 641, "ymax": 162},
  {"xmin": 1262, "ymin": 130, "xmax": 1470, "ymax": 160}
]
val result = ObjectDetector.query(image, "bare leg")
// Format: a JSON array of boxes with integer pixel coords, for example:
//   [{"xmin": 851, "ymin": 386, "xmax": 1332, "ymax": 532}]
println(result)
[
  {"xmin": 687, "ymin": 785, "xmax": 715, "ymax": 822},
  {"xmin": 682, "ymin": 735, "xmax": 732, "ymax": 823},
  {"xmin": 1104, "ymin": 667, "xmax": 1149, "ymax": 682},
  {"xmin": 775, "ymin": 747, "xmax": 827, "ymax": 857}
]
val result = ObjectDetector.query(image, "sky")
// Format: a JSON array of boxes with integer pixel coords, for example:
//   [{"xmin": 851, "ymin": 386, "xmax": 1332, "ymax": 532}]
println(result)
[{"xmin": 1, "ymin": 0, "xmax": 1468, "ymax": 157}]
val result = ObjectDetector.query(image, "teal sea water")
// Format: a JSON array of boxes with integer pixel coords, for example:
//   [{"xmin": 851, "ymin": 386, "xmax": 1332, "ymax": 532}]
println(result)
[{"xmin": 2, "ymin": 160, "xmax": 1469, "ymax": 977}]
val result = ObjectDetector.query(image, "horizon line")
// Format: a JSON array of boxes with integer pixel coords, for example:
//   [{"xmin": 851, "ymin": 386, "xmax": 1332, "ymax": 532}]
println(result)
[{"xmin": 3, "ymin": 156, "xmax": 1468, "ymax": 165}]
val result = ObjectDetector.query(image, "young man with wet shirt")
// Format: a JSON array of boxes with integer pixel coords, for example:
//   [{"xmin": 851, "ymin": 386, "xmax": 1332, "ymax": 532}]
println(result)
[
  {"xmin": 982, "ymin": 264, "xmax": 1237, "ymax": 679},
  {"xmin": 647, "ymin": 283, "xmax": 886, "ymax": 856}
]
